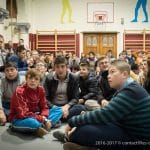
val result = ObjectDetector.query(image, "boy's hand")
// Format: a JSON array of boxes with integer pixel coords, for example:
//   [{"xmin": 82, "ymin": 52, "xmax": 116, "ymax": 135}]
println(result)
[
  {"xmin": 43, "ymin": 116, "xmax": 52, "ymax": 131},
  {"xmin": 0, "ymin": 109, "xmax": 6, "ymax": 125},
  {"xmin": 44, "ymin": 120, "xmax": 52, "ymax": 131},
  {"xmin": 101, "ymin": 99, "xmax": 109, "ymax": 107},
  {"xmin": 65, "ymin": 124, "xmax": 76, "ymax": 140},
  {"xmin": 62, "ymin": 104, "xmax": 70, "ymax": 119},
  {"xmin": 78, "ymin": 99, "xmax": 84, "ymax": 104}
]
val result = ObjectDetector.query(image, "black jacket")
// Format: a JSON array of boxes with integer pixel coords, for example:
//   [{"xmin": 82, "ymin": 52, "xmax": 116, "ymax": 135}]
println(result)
[
  {"xmin": 44, "ymin": 72, "xmax": 79, "ymax": 108},
  {"xmin": 97, "ymin": 70, "xmax": 116, "ymax": 102},
  {"xmin": 79, "ymin": 73, "xmax": 101, "ymax": 101}
]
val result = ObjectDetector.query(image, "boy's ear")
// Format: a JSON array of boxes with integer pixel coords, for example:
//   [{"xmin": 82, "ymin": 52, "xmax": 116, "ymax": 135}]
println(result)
[{"xmin": 122, "ymin": 70, "xmax": 129, "ymax": 78}]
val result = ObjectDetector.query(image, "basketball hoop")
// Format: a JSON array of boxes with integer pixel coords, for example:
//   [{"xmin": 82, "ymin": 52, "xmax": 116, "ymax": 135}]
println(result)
[
  {"xmin": 94, "ymin": 20, "xmax": 106, "ymax": 31},
  {"xmin": 93, "ymin": 12, "xmax": 107, "ymax": 31},
  {"xmin": 95, "ymin": 20, "xmax": 104, "ymax": 26}
]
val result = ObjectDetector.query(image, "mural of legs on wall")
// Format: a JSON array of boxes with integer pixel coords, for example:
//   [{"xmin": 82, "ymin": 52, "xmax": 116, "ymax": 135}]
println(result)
[
  {"xmin": 131, "ymin": 0, "xmax": 148, "ymax": 22},
  {"xmin": 60, "ymin": 0, "xmax": 74, "ymax": 23}
]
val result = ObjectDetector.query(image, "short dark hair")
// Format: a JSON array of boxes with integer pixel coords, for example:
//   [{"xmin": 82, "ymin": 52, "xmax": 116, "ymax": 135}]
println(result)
[
  {"xmin": 19, "ymin": 38, "xmax": 24, "ymax": 42},
  {"xmin": 54, "ymin": 56, "xmax": 68, "ymax": 65},
  {"xmin": 71, "ymin": 64, "xmax": 80, "ymax": 71},
  {"xmin": 97, "ymin": 55, "xmax": 108, "ymax": 63},
  {"xmin": 17, "ymin": 45, "xmax": 26, "ymax": 53},
  {"xmin": 79, "ymin": 60, "xmax": 90, "ymax": 70},
  {"xmin": 4, "ymin": 62, "xmax": 17, "ymax": 70},
  {"xmin": 131, "ymin": 63, "xmax": 139, "ymax": 70},
  {"xmin": 88, "ymin": 51, "xmax": 95, "ymax": 56}
]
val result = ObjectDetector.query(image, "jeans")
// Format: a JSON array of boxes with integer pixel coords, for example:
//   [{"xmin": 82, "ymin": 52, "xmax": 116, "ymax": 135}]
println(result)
[
  {"xmin": 2, "ymin": 101, "xmax": 10, "ymax": 116},
  {"xmin": 11, "ymin": 118, "xmax": 42, "ymax": 133},
  {"xmin": 48, "ymin": 105, "xmax": 63, "ymax": 125},
  {"xmin": 11, "ymin": 106, "xmax": 63, "ymax": 133},
  {"xmin": 61, "ymin": 104, "xmax": 86, "ymax": 122},
  {"xmin": 69, "ymin": 123, "xmax": 146, "ymax": 150}
]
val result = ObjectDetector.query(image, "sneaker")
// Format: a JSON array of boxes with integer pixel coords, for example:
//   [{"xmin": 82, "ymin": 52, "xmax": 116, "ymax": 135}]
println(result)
[
  {"xmin": 35, "ymin": 127, "xmax": 48, "ymax": 138},
  {"xmin": 63, "ymin": 142, "xmax": 97, "ymax": 150},
  {"xmin": 53, "ymin": 131, "xmax": 67, "ymax": 143}
]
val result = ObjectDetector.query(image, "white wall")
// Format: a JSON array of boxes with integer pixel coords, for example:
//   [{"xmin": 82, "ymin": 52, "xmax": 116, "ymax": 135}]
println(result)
[
  {"xmin": 0, "ymin": 0, "xmax": 6, "ymax": 36},
  {"xmin": 0, "ymin": 0, "xmax": 6, "ymax": 8},
  {"xmin": 3, "ymin": 0, "xmax": 150, "ymax": 55}
]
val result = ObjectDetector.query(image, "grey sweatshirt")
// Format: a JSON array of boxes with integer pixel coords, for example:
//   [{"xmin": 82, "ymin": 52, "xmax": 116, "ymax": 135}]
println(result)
[{"xmin": 0, "ymin": 75, "xmax": 25, "ymax": 106}]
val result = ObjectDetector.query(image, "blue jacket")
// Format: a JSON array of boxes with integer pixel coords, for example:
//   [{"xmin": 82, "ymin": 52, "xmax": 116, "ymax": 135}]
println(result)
[{"xmin": 8, "ymin": 54, "xmax": 28, "ymax": 71}]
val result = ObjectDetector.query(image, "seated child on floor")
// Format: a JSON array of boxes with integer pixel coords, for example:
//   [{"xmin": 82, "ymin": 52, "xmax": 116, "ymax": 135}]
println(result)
[{"xmin": 9, "ymin": 69, "xmax": 51, "ymax": 137}]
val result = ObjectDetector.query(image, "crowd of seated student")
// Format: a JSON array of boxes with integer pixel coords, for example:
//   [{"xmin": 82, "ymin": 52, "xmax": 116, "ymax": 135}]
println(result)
[
  {"xmin": 54, "ymin": 60, "xmax": 150, "ymax": 150},
  {"xmin": 0, "ymin": 34, "xmax": 150, "ymax": 149}
]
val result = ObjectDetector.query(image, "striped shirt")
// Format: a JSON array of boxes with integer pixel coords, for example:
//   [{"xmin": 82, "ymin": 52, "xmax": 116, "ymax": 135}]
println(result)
[{"xmin": 68, "ymin": 81, "xmax": 150, "ymax": 140}]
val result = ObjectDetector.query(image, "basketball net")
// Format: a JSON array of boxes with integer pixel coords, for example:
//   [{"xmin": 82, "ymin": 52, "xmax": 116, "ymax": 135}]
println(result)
[{"xmin": 94, "ymin": 20, "xmax": 106, "ymax": 31}]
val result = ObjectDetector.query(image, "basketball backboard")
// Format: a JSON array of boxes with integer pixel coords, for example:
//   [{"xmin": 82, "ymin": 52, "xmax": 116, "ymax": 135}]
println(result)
[{"xmin": 87, "ymin": 2, "xmax": 114, "ymax": 23}]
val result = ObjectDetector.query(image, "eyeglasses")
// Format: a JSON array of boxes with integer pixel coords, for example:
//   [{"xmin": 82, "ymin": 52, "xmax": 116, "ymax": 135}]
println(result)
[{"xmin": 141, "ymin": 63, "xmax": 147, "ymax": 66}]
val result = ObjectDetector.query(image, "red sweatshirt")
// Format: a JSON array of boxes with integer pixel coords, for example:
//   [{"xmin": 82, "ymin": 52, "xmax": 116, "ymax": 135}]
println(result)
[{"xmin": 9, "ymin": 83, "xmax": 49, "ymax": 123}]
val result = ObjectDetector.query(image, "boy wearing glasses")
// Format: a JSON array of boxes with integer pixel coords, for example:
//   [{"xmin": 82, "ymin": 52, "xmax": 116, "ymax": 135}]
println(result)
[
  {"xmin": 35, "ymin": 61, "xmax": 48, "ymax": 86},
  {"xmin": 96, "ymin": 56, "xmax": 116, "ymax": 107},
  {"xmin": 9, "ymin": 69, "xmax": 52, "ymax": 137}
]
